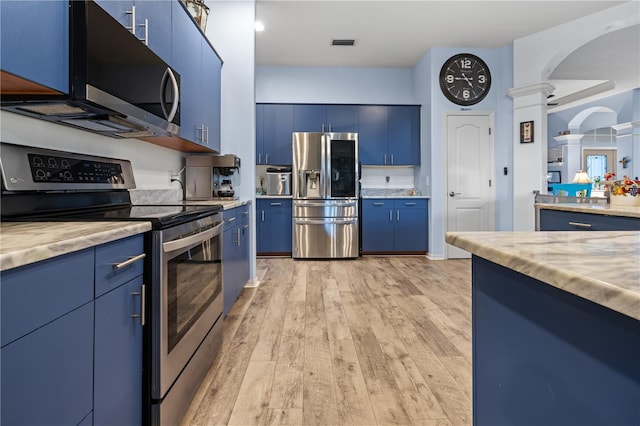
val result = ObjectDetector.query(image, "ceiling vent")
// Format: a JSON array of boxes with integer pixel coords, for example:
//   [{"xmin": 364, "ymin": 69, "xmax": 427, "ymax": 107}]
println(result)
[{"xmin": 331, "ymin": 39, "xmax": 356, "ymax": 46}]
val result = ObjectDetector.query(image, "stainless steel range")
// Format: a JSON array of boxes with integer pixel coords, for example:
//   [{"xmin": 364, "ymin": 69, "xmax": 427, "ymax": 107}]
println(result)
[{"xmin": 0, "ymin": 143, "xmax": 223, "ymax": 426}]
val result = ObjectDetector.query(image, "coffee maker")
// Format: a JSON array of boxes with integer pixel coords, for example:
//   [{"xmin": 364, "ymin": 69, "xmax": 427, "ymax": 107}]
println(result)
[{"xmin": 185, "ymin": 154, "xmax": 240, "ymax": 200}]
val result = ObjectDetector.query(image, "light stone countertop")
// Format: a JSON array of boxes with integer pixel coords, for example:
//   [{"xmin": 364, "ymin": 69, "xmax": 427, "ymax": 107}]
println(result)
[
  {"xmin": 445, "ymin": 231, "xmax": 640, "ymax": 321},
  {"xmin": 181, "ymin": 199, "xmax": 252, "ymax": 210},
  {"xmin": 536, "ymin": 202, "xmax": 640, "ymax": 218},
  {"xmin": 1, "ymin": 221, "xmax": 151, "ymax": 271}
]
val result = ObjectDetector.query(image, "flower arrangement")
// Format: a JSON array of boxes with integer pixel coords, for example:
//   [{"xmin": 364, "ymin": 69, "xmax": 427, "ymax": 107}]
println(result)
[{"xmin": 603, "ymin": 172, "xmax": 640, "ymax": 205}]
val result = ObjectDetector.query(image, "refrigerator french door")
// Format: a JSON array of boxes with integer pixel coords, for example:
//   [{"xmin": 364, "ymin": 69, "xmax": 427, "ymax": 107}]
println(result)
[{"xmin": 292, "ymin": 132, "xmax": 359, "ymax": 259}]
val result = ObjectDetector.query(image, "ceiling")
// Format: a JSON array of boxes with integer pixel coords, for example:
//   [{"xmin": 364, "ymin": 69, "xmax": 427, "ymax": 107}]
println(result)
[{"xmin": 255, "ymin": 1, "xmax": 639, "ymax": 109}]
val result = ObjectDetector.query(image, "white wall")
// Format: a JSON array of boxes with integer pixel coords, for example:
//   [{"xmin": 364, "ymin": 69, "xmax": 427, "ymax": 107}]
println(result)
[
  {"xmin": 206, "ymin": 0, "xmax": 257, "ymax": 282},
  {"xmin": 0, "ymin": 110, "xmax": 184, "ymax": 189}
]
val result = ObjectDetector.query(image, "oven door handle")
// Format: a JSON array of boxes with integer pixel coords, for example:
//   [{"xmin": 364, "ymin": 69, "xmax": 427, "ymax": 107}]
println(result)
[{"xmin": 162, "ymin": 222, "xmax": 223, "ymax": 254}]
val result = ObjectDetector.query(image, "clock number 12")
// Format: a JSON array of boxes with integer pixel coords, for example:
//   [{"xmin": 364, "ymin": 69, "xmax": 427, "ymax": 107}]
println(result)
[{"xmin": 460, "ymin": 59, "xmax": 472, "ymax": 69}]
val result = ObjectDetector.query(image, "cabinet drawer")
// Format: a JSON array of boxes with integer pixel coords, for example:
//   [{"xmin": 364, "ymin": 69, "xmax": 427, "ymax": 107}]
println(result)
[
  {"xmin": 539, "ymin": 209, "xmax": 640, "ymax": 231},
  {"xmin": 95, "ymin": 235, "xmax": 145, "ymax": 298},
  {"xmin": 223, "ymin": 208, "xmax": 238, "ymax": 231},
  {"xmin": 394, "ymin": 199, "xmax": 426, "ymax": 209},
  {"xmin": 237, "ymin": 204, "xmax": 251, "ymax": 226},
  {"xmin": 362, "ymin": 199, "xmax": 393, "ymax": 209},
  {"xmin": 1, "ymin": 303, "xmax": 94, "ymax": 426},
  {"xmin": 1, "ymin": 248, "xmax": 94, "ymax": 346}
]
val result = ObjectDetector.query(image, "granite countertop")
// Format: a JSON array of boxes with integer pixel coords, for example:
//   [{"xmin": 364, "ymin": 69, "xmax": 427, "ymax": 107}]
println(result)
[
  {"xmin": 1, "ymin": 222, "xmax": 151, "ymax": 271},
  {"xmin": 536, "ymin": 202, "xmax": 640, "ymax": 218},
  {"xmin": 445, "ymin": 231, "xmax": 640, "ymax": 321},
  {"xmin": 181, "ymin": 199, "xmax": 252, "ymax": 210}
]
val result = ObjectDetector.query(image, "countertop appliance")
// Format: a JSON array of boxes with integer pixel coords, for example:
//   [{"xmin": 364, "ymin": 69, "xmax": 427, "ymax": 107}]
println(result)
[
  {"xmin": 292, "ymin": 132, "xmax": 359, "ymax": 258},
  {"xmin": 1, "ymin": 1, "xmax": 180, "ymax": 139},
  {"xmin": 185, "ymin": 154, "xmax": 240, "ymax": 200},
  {"xmin": 1, "ymin": 143, "xmax": 223, "ymax": 426},
  {"xmin": 266, "ymin": 166, "xmax": 291, "ymax": 196}
]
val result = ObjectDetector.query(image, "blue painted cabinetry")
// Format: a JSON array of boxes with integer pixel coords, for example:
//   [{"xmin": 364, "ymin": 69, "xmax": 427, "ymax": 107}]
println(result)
[
  {"xmin": 0, "ymin": 0, "xmax": 69, "ymax": 93},
  {"xmin": 223, "ymin": 204, "xmax": 251, "ymax": 314},
  {"xmin": 95, "ymin": 0, "xmax": 173, "ymax": 63},
  {"xmin": 257, "ymin": 198, "xmax": 292, "ymax": 254},
  {"xmin": 359, "ymin": 105, "xmax": 420, "ymax": 165},
  {"xmin": 539, "ymin": 208, "xmax": 640, "ymax": 231},
  {"xmin": 171, "ymin": 0, "xmax": 222, "ymax": 149},
  {"xmin": 362, "ymin": 198, "xmax": 428, "ymax": 253},
  {"xmin": 0, "ymin": 235, "xmax": 146, "ymax": 426},
  {"xmin": 293, "ymin": 104, "xmax": 359, "ymax": 133},
  {"xmin": 257, "ymin": 104, "xmax": 294, "ymax": 165}
]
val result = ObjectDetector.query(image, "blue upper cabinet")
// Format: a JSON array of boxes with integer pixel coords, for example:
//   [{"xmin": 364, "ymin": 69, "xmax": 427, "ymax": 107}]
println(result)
[
  {"xmin": 171, "ymin": 0, "xmax": 222, "ymax": 148},
  {"xmin": 0, "ymin": 0, "xmax": 69, "ymax": 93},
  {"xmin": 294, "ymin": 104, "xmax": 358, "ymax": 133},
  {"xmin": 327, "ymin": 105, "xmax": 358, "ymax": 133},
  {"xmin": 388, "ymin": 106, "xmax": 420, "ymax": 165},
  {"xmin": 94, "ymin": 0, "xmax": 172, "ymax": 63},
  {"xmin": 358, "ymin": 106, "xmax": 388, "ymax": 165},
  {"xmin": 260, "ymin": 104, "xmax": 294, "ymax": 165},
  {"xmin": 359, "ymin": 105, "xmax": 420, "ymax": 165}
]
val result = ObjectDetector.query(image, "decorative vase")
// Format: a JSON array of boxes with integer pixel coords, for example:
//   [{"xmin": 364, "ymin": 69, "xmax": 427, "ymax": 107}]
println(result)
[{"xmin": 609, "ymin": 194, "xmax": 640, "ymax": 207}]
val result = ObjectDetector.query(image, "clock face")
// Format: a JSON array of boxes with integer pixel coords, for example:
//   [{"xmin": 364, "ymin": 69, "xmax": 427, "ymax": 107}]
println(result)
[{"xmin": 439, "ymin": 54, "xmax": 491, "ymax": 106}]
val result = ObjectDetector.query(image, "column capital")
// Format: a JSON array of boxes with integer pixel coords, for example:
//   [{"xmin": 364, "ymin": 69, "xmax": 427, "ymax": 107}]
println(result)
[{"xmin": 508, "ymin": 82, "xmax": 556, "ymax": 100}]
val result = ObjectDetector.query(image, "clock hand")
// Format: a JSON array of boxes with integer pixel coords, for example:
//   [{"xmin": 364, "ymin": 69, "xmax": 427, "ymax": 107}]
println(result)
[{"xmin": 461, "ymin": 73, "xmax": 473, "ymax": 87}]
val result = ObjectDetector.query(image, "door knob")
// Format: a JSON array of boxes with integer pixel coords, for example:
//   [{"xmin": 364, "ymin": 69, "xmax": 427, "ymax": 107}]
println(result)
[{"xmin": 449, "ymin": 191, "xmax": 461, "ymax": 197}]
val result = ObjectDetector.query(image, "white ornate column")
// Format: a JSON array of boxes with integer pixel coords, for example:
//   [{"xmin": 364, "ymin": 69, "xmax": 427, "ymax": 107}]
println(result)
[{"xmin": 508, "ymin": 82, "xmax": 555, "ymax": 231}]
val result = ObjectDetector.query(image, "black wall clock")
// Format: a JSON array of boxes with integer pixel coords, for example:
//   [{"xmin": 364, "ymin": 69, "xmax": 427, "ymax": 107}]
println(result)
[{"xmin": 439, "ymin": 53, "xmax": 491, "ymax": 106}]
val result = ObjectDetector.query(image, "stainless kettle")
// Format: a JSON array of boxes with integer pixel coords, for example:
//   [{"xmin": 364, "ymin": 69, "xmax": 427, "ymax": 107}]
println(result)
[{"xmin": 216, "ymin": 179, "xmax": 234, "ymax": 197}]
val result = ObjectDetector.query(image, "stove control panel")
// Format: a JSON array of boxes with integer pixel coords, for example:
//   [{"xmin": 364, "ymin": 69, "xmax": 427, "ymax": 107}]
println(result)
[{"xmin": 1, "ymin": 143, "xmax": 135, "ymax": 191}]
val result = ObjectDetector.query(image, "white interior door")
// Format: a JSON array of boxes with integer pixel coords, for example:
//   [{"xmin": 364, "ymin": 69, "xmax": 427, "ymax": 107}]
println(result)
[{"xmin": 446, "ymin": 114, "xmax": 494, "ymax": 259}]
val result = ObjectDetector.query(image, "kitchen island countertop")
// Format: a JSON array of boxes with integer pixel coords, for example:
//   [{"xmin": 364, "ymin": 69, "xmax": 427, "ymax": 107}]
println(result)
[
  {"xmin": 445, "ymin": 231, "xmax": 640, "ymax": 320},
  {"xmin": 1, "ymin": 221, "xmax": 151, "ymax": 271}
]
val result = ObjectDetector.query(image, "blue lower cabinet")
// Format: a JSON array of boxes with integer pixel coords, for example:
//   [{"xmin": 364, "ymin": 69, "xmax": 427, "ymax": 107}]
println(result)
[
  {"xmin": 362, "ymin": 198, "xmax": 427, "ymax": 253},
  {"xmin": 539, "ymin": 208, "xmax": 640, "ymax": 231},
  {"xmin": 94, "ymin": 276, "xmax": 144, "ymax": 426},
  {"xmin": 257, "ymin": 199, "xmax": 292, "ymax": 254},
  {"xmin": 223, "ymin": 205, "xmax": 251, "ymax": 315},
  {"xmin": 0, "ymin": 235, "xmax": 145, "ymax": 425},
  {"xmin": 1, "ymin": 303, "xmax": 94, "ymax": 426}
]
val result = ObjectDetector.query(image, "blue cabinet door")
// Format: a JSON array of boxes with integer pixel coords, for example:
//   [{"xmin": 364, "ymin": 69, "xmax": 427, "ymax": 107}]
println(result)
[
  {"xmin": 358, "ymin": 106, "xmax": 388, "ymax": 165},
  {"xmin": 263, "ymin": 105, "xmax": 294, "ymax": 165},
  {"xmin": 202, "ymin": 41, "xmax": 222, "ymax": 151},
  {"xmin": 172, "ymin": 0, "xmax": 203, "ymax": 144},
  {"xmin": 361, "ymin": 199, "xmax": 394, "ymax": 252},
  {"xmin": 294, "ymin": 104, "xmax": 326, "ymax": 132},
  {"xmin": 0, "ymin": 0, "xmax": 69, "ymax": 93},
  {"xmin": 257, "ymin": 199, "xmax": 292, "ymax": 253},
  {"xmin": 394, "ymin": 199, "xmax": 427, "ymax": 252},
  {"xmin": 256, "ymin": 104, "xmax": 265, "ymax": 163},
  {"xmin": 94, "ymin": 277, "xmax": 144, "ymax": 426},
  {"xmin": 388, "ymin": 106, "xmax": 420, "ymax": 165},
  {"xmin": 223, "ymin": 226, "xmax": 238, "ymax": 314},
  {"xmin": 1, "ymin": 303, "xmax": 94, "ymax": 426},
  {"xmin": 327, "ymin": 105, "xmax": 359, "ymax": 133},
  {"xmin": 539, "ymin": 209, "xmax": 640, "ymax": 231},
  {"xmin": 134, "ymin": 0, "xmax": 173, "ymax": 63}
]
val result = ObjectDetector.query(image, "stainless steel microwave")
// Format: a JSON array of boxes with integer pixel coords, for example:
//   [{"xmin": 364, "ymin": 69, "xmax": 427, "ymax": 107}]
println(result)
[{"xmin": 1, "ymin": 1, "xmax": 180, "ymax": 139}]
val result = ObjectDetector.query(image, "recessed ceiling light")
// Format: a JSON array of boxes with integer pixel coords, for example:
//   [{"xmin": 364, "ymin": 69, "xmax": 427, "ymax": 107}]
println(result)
[{"xmin": 255, "ymin": 21, "xmax": 265, "ymax": 32}]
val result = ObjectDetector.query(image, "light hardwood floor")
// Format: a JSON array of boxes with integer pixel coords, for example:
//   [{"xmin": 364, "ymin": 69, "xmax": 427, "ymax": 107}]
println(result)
[{"xmin": 181, "ymin": 257, "xmax": 472, "ymax": 426}]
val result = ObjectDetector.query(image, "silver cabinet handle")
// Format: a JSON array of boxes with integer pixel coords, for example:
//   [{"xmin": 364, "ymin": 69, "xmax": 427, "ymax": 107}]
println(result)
[
  {"xmin": 397, "ymin": 210, "xmax": 400, "ymax": 221},
  {"xmin": 389, "ymin": 210, "xmax": 392, "ymax": 222},
  {"xmin": 372, "ymin": 202, "xmax": 385, "ymax": 206},
  {"xmin": 390, "ymin": 154, "xmax": 394, "ymax": 165},
  {"xmin": 568, "ymin": 221, "xmax": 592, "ymax": 229},
  {"xmin": 449, "ymin": 191, "xmax": 461, "ymax": 197},
  {"xmin": 258, "ymin": 153, "xmax": 262, "ymax": 164},
  {"xmin": 328, "ymin": 124, "xmax": 332, "ymax": 132},
  {"xmin": 265, "ymin": 154, "xmax": 269, "ymax": 164},
  {"xmin": 204, "ymin": 126, "xmax": 209, "ymax": 144},
  {"xmin": 130, "ymin": 284, "xmax": 146, "ymax": 326},
  {"xmin": 404, "ymin": 202, "xmax": 416, "ymax": 206},
  {"xmin": 261, "ymin": 210, "xmax": 265, "ymax": 221},
  {"xmin": 242, "ymin": 211, "xmax": 249, "ymax": 216},
  {"xmin": 243, "ymin": 224, "xmax": 249, "ymax": 229},
  {"xmin": 126, "ymin": 5, "xmax": 136, "ymax": 35},
  {"xmin": 322, "ymin": 124, "xmax": 325, "ymax": 132},
  {"xmin": 235, "ymin": 228, "xmax": 241, "ymax": 246},
  {"xmin": 113, "ymin": 253, "xmax": 146, "ymax": 271},
  {"xmin": 270, "ymin": 202, "xmax": 282, "ymax": 206},
  {"xmin": 226, "ymin": 216, "xmax": 236, "ymax": 223},
  {"xmin": 384, "ymin": 154, "xmax": 387, "ymax": 165},
  {"xmin": 139, "ymin": 18, "xmax": 149, "ymax": 45}
]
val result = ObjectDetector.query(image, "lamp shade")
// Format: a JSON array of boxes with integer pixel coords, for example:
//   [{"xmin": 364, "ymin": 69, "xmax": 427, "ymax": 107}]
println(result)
[{"xmin": 572, "ymin": 170, "xmax": 591, "ymax": 183}]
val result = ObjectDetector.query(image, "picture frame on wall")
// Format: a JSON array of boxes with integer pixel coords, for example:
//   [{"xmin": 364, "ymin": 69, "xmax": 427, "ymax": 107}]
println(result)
[
  {"xmin": 547, "ymin": 170, "xmax": 561, "ymax": 183},
  {"xmin": 520, "ymin": 121, "xmax": 534, "ymax": 143}
]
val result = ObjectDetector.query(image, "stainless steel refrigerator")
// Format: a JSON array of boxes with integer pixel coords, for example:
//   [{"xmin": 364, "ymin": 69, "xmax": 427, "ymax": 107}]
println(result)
[{"xmin": 292, "ymin": 132, "xmax": 359, "ymax": 259}]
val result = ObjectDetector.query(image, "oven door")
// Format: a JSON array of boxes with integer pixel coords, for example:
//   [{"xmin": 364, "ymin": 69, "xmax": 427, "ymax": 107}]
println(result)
[{"xmin": 153, "ymin": 220, "xmax": 223, "ymax": 399}]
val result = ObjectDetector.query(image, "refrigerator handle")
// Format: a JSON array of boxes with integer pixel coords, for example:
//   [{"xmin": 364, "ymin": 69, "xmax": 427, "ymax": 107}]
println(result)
[{"xmin": 321, "ymin": 134, "xmax": 328, "ymax": 198}]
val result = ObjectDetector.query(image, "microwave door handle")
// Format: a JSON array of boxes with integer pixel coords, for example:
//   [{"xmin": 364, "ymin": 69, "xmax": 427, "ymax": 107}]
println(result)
[
  {"xmin": 160, "ymin": 68, "xmax": 180, "ymax": 122},
  {"xmin": 162, "ymin": 222, "xmax": 223, "ymax": 254}
]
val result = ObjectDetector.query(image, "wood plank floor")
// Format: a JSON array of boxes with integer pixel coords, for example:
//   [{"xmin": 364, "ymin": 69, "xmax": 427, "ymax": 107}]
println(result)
[{"xmin": 181, "ymin": 257, "xmax": 472, "ymax": 426}]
